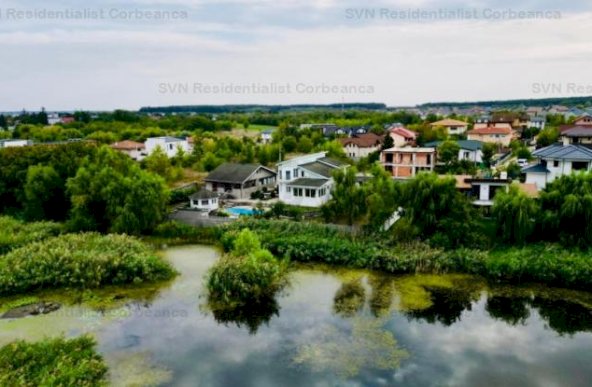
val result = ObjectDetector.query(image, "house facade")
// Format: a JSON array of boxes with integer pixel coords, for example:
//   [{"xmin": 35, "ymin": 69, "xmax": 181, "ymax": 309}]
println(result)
[
  {"xmin": 277, "ymin": 152, "xmax": 348, "ymax": 207},
  {"xmin": 430, "ymin": 119, "xmax": 468, "ymax": 136},
  {"xmin": 110, "ymin": 140, "xmax": 146, "ymax": 161},
  {"xmin": 261, "ymin": 130, "xmax": 274, "ymax": 144},
  {"xmin": 339, "ymin": 133, "xmax": 383, "ymax": 160},
  {"xmin": 205, "ymin": 163, "xmax": 276, "ymax": 199},
  {"xmin": 524, "ymin": 136, "xmax": 592, "ymax": 190},
  {"xmin": 389, "ymin": 127, "xmax": 417, "ymax": 147},
  {"xmin": 381, "ymin": 147, "xmax": 436, "ymax": 178},
  {"xmin": 145, "ymin": 136, "xmax": 191, "ymax": 158},
  {"xmin": 0, "ymin": 139, "xmax": 31, "ymax": 148},
  {"xmin": 467, "ymin": 127, "xmax": 513, "ymax": 146},
  {"xmin": 189, "ymin": 189, "xmax": 219, "ymax": 212},
  {"xmin": 425, "ymin": 140, "xmax": 484, "ymax": 163}
]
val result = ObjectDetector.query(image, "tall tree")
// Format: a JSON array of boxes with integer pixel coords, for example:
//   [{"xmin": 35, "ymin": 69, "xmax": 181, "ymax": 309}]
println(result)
[
  {"xmin": 493, "ymin": 184, "xmax": 538, "ymax": 245},
  {"xmin": 67, "ymin": 146, "xmax": 169, "ymax": 234}
]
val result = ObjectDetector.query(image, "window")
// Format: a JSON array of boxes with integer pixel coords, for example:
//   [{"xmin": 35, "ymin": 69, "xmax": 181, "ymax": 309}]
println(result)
[
  {"xmin": 553, "ymin": 160, "xmax": 559, "ymax": 167},
  {"xmin": 572, "ymin": 161, "xmax": 588, "ymax": 171},
  {"xmin": 286, "ymin": 170, "xmax": 291, "ymax": 180},
  {"xmin": 305, "ymin": 189, "xmax": 316, "ymax": 197},
  {"xmin": 463, "ymin": 152, "xmax": 470, "ymax": 159},
  {"xmin": 286, "ymin": 186, "xmax": 291, "ymax": 193},
  {"xmin": 192, "ymin": 200, "xmax": 198, "ymax": 206},
  {"xmin": 293, "ymin": 188, "xmax": 303, "ymax": 197},
  {"xmin": 293, "ymin": 168, "xmax": 298, "ymax": 177},
  {"xmin": 201, "ymin": 200, "xmax": 209, "ymax": 205}
]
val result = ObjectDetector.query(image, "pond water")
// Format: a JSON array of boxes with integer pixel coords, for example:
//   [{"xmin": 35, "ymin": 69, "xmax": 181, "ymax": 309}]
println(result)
[{"xmin": 1, "ymin": 245, "xmax": 592, "ymax": 386}]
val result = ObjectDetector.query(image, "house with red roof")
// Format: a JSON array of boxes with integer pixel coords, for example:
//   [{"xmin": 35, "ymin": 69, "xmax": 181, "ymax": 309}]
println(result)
[{"xmin": 389, "ymin": 127, "xmax": 417, "ymax": 147}]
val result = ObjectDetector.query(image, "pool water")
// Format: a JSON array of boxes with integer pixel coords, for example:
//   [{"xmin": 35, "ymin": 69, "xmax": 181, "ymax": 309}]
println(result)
[{"xmin": 226, "ymin": 207, "xmax": 259, "ymax": 216}]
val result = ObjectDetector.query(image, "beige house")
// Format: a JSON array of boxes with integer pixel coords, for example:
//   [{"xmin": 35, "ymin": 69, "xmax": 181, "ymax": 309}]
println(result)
[
  {"xmin": 339, "ymin": 133, "xmax": 383, "ymax": 160},
  {"xmin": 467, "ymin": 127, "xmax": 513, "ymax": 146},
  {"xmin": 389, "ymin": 127, "xmax": 417, "ymax": 147},
  {"xmin": 381, "ymin": 147, "xmax": 436, "ymax": 178},
  {"xmin": 430, "ymin": 119, "xmax": 468, "ymax": 136},
  {"xmin": 110, "ymin": 140, "xmax": 146, "ymax": 161}
]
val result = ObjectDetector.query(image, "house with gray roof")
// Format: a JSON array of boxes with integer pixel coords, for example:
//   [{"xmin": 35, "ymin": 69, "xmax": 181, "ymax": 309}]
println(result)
[
  {"xmin": 189, "ymin": 189, "xmax": 220, "ymax": 211},
  {"xmin": 277, "ymin": 152, "xmax": 348, "ymax": 207},
  {"xmin": 524, "ymin": 141, "xmax": 592, "ymax": 189},
  {"xmin": 424, "ymin": 140, "xmax": 484, "ymax": 164},
  {"xmin": 204, "ymin": 163, "xmax": 276, "ymax": 199}
]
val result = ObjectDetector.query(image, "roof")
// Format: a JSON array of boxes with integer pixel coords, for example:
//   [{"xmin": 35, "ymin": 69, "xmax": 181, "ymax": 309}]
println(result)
[
  {"xmin": 148, "ymin": 136, "xmax": 186, "ymax": 143},
  {"xmin": 529, "ymin": 117, "xmax": 546, "ymax": 123},
  {"xmin": 390, "ymin": 127, "xmax": 417, "ymax": 139},
  {"xmin": 468, "ymin": 127, "xmax": 512, "ymax": 135},
  {"xmin": 319, "ymin": 157, "xmax": 348, "ymax": 167},
  {"xmin": 287, "ymin": 178, "xmax": 329, "ymax": 188},
  {"xmin": 533, "ymin": 143, "xmax": 592, "ymax": 161},
  {"xmin": 205, "ymin": 163, "xmax": 275, "ymax": 184},
  {"xmin": 562, "ymin": 127, "xmax": 592, "ymax": 137},
  {"xmin": 110, "ymin": 140, "xmax": 145, "ymax": 150},
  {"xmin": 300, "ymin": 161, "xmax": 337, "ymax": 178},
  {"xmin": 382, "ymin": 147, "xmax": 436, "ymax": 153},
  {"xmin": 430, "ymin": 119, "xmax": 468, "ymax": 127},
  {"xmin": 424, "ymin": 140, "xmax": 483, "ymax": 151},
  {"xmin": 521, "ymin": 163, "xmax": 550, "ymax": 173},
  {"xmin": 189, "ymin": 189, "xmax": 219, "ymax": 200},
  {"xmin": 339, "ymin": 133, "xmax": 383, "ymax": 148}
]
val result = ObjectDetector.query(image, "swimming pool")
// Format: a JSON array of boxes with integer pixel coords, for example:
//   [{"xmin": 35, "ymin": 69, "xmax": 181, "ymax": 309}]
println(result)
[{"xmin": 226, "ymin": 206, "xmax": 260, "ymax": 216}]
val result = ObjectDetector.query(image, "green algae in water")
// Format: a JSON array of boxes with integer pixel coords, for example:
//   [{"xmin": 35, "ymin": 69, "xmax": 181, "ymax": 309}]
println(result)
[
  {"xmin": 107, "ymin": 351, "xmax": 173, "ymax": 387},
  {"xmin": 294, "ymin": 317, "xmax": 409, "ymax": 378}
]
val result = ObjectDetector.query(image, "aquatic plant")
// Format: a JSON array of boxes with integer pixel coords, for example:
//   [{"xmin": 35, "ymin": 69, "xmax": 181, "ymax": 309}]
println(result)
[
  {"xmin": 0, "ymin": 335, "xmax": 108, "ymax": 386},
  {"xmin": 0, "ymin": 233, "xmax": 176, "ymax": 296},
  {"xmin": 0, "ymin": 216, "xmax": 62, "ymax": 255}
]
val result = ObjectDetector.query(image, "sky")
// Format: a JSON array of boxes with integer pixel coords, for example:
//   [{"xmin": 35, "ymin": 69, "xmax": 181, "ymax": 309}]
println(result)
[{"xmin": 1, "ymin": 0, "xmax": 591, "ymax": 111}]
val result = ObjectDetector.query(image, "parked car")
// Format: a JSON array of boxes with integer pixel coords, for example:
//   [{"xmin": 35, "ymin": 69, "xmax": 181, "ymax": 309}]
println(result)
[{"xmin": 517, "ymin": 158, "xmax": 529, "ymax": 167}]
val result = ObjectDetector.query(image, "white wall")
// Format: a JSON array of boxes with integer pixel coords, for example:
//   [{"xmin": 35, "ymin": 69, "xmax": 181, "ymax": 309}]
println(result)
[
  {"xmin": 279, "ymin": 184, "xmax": 331, "ymax": 207},
  {"xmin": 525, "ymin": 173, "xmax": 547, "ymax": 190},
  {"xmin": 190, "ymin": 197, "xmax": 219, "ymax": 211},
  {"xmin": 145, "ymin": 138, "xmax": 190, "ymax": 158},
  {"xmin": 459, "ymin": 149, "xmax": 483, "ymax": 163}
]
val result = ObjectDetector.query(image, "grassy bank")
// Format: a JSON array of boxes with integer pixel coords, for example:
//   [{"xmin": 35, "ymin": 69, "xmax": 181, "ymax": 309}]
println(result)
[
  {"xmin": 0, "ymin": 233, "xmax": 176, "ymax": 296},
  {"xmin": 0, "ymin": 336, "xmax": 107, "ymax": 386},
  {"xmin": 218, "ymin": 220, "xmax": 592, "ymax": 290}
]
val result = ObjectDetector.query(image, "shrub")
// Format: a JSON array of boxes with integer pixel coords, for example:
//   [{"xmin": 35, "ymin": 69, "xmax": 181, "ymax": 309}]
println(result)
[
  {"xmin": 0, "ymin": 336, "xmax": 108, "ymax": 386},
  {"xmin": 0, "ymin": 216, "xmax": 62, "ymax": 255},
  {"xmin": 0, "ymin": 233, "xmax": 176, "ymax": 295},
  {"xmin": 151, "ymin": 221, "xmax": 220, "ymax": 245},
  {"xmin": 207, "ymin": 229, "xmax": 288, "ymax": 304}
]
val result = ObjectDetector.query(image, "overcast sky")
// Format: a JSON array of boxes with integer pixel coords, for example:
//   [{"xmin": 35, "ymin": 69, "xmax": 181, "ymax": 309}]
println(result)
[{"xmin": 1, "ymin": 0, "xmax": 591, "ymax": 111}]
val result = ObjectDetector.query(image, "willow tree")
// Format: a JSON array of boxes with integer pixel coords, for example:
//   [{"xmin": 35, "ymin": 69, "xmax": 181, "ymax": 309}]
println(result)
[
  {"xmin": 67, "ymin": 146, "xmax": 169, "ymax": 235},
  {"xmin": 322, "ymin": 167, "xmax": 366, "ymax": 226},
  {"xmin": 493, "ymin": 184, "xmax": 539, "ymax": 245}
]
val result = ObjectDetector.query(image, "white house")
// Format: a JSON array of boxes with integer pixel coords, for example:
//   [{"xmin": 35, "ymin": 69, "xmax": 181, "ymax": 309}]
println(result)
[
  {"xmin": 528, "ymin": 116, "xmax": 546, "ymax": 130},
  {"xmin": 524, "ymin": 140, "xmax": 592, "ymax": 190},
  {"xmin": 0, "ymin": 139, "xmax": 31, "ymax": 148},
  {"xmin": 425, "ymin": 140, "xmax": 484, "ymax": 164},
  {"xmin": 261, "ymin": 129, "xmax": 274, "ymax": 144},
  {"xmin": 189, "ymin": 189, "xmax": 219, "ymax": 212},
  {"xmin": 339, "ymin": 133, "xmax": 383, "ymax": 160},
  {"xmin": 145, "ymin": 136, "xmax": 191, "ymax": 158},
  {"xmin": 430, "ymin": 119, "xmax": 469, "ymax": 136},
  {"xmin": 277, "ymin": 152, "xmax": 348, "ymax": 207},
  {"xmin": 110, "ymin": 140, "xmax": 146, "ymax": 161}
]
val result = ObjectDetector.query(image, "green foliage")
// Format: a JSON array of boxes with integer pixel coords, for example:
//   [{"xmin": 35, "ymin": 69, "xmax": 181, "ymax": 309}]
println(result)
[
  {"xmin": 207, "ymin": 229, "xmax": 288, "ymax": 304},
  {"xmin": 0, "ymin": 216, "xmax": 62, "ymax": 255},
  {"xmin": 23, "ymin": 165, "xmax": 65, "ymax": 221},
  {"xmin": 322, "ymin": 167, "xmax": 366, "ymax": 225},
  {"xmin": 0, "ymin": 142, "xmax": 96, "ymax": 218},
  {"xmin": 539, "ymin": 173, "xmax": 592, "ymax": 247},
  {"xmin": 67, "ymin": 146, "xmax": 169, "ymax": 234},
  {"xmin": 437, "ymin": 140, "xmax": 460, "ymax": 166},
  {"xmin": 537, "ymin": 127, "xmax": 559, "ymax": 147},
  {"xmin": 493, "ymin": 185, "xmax": 539, "ymax": 244},
  {"xmin": 481, "ymin": 142, "xmax": 497, "ymax": 167},
  {"xmin": 150, "ymin": 221, "xmax": 220, "ymax": 245},
  {"xmin": 142, "ymin": 146, "xmax": 182, "ymax": 182},
  {"xmin": 0, "ymin": 233, "xmax": 176, "ymax": 295},
  {"xmin": 0, "ymin": 336, "xmax": 108, "ymax": 386}
]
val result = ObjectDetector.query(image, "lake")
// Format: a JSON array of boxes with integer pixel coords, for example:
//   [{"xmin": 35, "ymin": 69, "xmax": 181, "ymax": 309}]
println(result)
[{"xmin": 1, "ymin": 245, "xmax": 591, "ymax": 386}]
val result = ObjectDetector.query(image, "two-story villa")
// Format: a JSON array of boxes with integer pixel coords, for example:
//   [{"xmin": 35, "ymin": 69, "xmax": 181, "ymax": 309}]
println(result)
[
  {"xmin": 381, "ymin": 147, "xmax": 436, "ymax": 178},
  {"xmin": 277, "ymin": 152, "xmax": 348, "ymax": 207}
]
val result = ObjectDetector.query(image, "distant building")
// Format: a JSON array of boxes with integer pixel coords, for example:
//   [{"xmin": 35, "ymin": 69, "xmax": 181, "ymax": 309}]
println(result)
[
  {"xmin": 205, "ymin": 163, "xmax": 276, "ymax": 199},
  {"xmin": 388, "ymin": 127, "xmax": 417, "ymax": 147},
  {"xmin": 145, "ymin": 136, "xmax": 191, "ymax": 158},
  {"xmin": 424, "ymin": 140, "xmax": 484, "ymax": 163},
  {"xmin": 339, "ymin": 133, "xmax": 383, "ymax": 160},
  {"xmin": 189, "ymin": 189, "xmax": 219, "ymax": 212},
  {"xmin": 0, "ymin": 139, "xmax": 31, "ymax": 148},
  {"xmin": 381, "ymin": 147, "xmax": 436, "ymax": 178},
  {"xmin": 453, "ymin": 175, "xmax": 538, "ymax": 207},
  {"xmin": 110, "ymin": 140, "xmax": 146, "ymax": 161},
  {"xmin": 277, "ymin": 152, "xmax": 348, "ymax": 207},
  {"xmin": 527, "ymin": 116, "xmax": 546, "ymax": 130},
  {"xmin": 261, "ymin": 129, "xmax": 274, "ymax": 144},
  {"xmin": 467, "ymin": 127, "xmax": 513, "ymax": 146},
  {"xmin": 430, "ymin": 119, "xmax": 468, "ymax": 136}
]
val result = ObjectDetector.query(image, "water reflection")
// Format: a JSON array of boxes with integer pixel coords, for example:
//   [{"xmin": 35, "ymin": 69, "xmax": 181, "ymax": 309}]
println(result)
[
  {"xmin": 333, "ymin": 278, "xmax": 366, "ymax": 317},
  {"xmin": 485, "ymin": 296, "xmax": 531, "ymax": 326},
  {"xmin": 207, "ymin": 296, "xmax": 280, "ymax": 334}
]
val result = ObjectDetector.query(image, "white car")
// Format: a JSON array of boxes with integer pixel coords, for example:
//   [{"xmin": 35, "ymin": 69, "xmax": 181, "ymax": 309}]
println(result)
[{"xmin": 517, "ymin": 158, "xmax": 529, "ymax": 167}]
